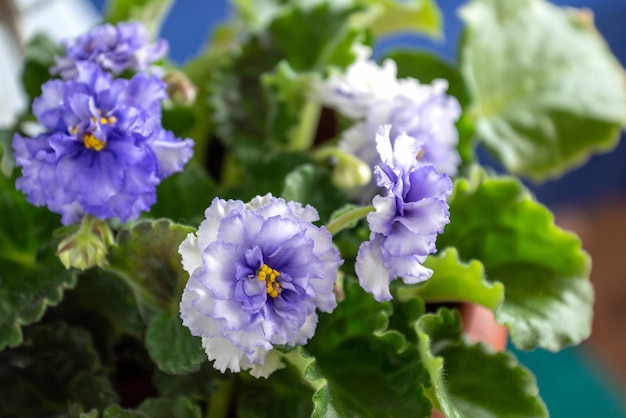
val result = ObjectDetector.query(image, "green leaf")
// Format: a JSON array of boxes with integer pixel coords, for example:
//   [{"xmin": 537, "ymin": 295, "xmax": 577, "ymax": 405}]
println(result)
[
  {"xmin": 145, "ymin": 310, "xmax": 205, "ymax": 374},
  {"xmin": 137, "ymin": 397, "xmax": 202, "ymax": 418},
  {"xmin": 104, "ymin": 405, "xmax": 148, "ymax": 418},
  {"xmin": 280, "ymin": 163, "xmax": 347, "ymax": 223},
  {"xmin": 236, "ymin": 366, "xmax": 314, "ymax": 418},
  {"xmin": 416, "ymin": 308, "xmax": 548, "ymax": 418},
  {"xmin": 21, "ymin": 33, "xmax": 62, "ymax": 101},
  {"xmin": 438, "ymin": 169, "xmax": 593, "ymax": 351},
  {"xmin": 0, "ymin": 174, "xmax": 76, "ymax": 350},
  {"xmin": 107, "ymin": 219, "xmax": 194, "ymax": 312},
  {"xmin": 0, "ymin": 322, "xmax": 117, "ymax": 416},
  {"xmin": 209, "ymin": 2, "xmax": 363, "ymax": 152},
  {"xmin": 67, "ymin": 269, "xmax": 145, "ymax": 338},
  {"xmin": 153, "ymin": 362, "xmax": 229, "ymax": 401},
  {"xmin": 309, "ymin": 331, "xmax": 432, "ymax": 418},
  {"xmin": 305, "ymin": 281, "xmax": 431, "ymax": 417},
  {"xmin": 399, "ymin": 248, "xmax": 504, "ymax": 311},
  {"xmin": 309, "ymin": 280, "xmax": 391, "ymax": 353},
  {"xmin": 106, "ymin": 0, "xmax": 173, "ymax": 38},
  {"xmin": 360, "ymin": 0, "xmax": 441, "ymax": 38},
  {"xmin": 459, "ymin": 0, "xmax": 626, "ymax": 180}
]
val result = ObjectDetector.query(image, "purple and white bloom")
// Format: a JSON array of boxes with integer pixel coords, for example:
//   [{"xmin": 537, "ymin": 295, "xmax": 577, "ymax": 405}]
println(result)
[
  {"xmin": 179, "ymin": 194, "xmax": 342, "ymax": 377},
  {"xmin": 13, "ymin": 62, "xmax": 193, "ymax": 225},
  {"xmin": 339, "ymin": 78, "xmax": 462, "ymax": 179},
  {"xmin": 314, "ymin": 44, "xmax": 399, "ymax": 119},
  {"xmin": 51, "ymin": 21, "xmax": 168, "ymax": 80},
  {"xmin": 356, "ymin": 126, "xmax": 452, "ymax": 301}
]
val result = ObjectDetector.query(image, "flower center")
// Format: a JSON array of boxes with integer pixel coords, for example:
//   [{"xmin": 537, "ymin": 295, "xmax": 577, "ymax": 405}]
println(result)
[
  {"xmin": 75, "ymin": 116, "xmax": 116, "ymax": 151},
  {"xmin": 83, "ymin": 133, "xmax": 105, "ymax": 151},
  {"xmin": 257, "ymin": 263, "xmax": 282, "ymax": 298}
]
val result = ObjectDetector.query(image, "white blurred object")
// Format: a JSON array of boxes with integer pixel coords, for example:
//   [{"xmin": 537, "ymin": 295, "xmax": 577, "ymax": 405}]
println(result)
[{"xmin": 0, "ymin": 0, "xmax": 100, "ymax": 127}]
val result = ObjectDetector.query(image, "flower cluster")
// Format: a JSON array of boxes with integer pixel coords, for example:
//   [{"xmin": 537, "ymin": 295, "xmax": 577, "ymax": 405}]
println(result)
[
  {"xmin": 13, "ymin": 22, "xmax": 192, "ymax": 226},
  {"xmin": 179, "ymin": 194, "xmax": 342, "ymax": 377},
  {"xmin": 317, "ymin": 45, "xmax": 461, "ymax": 195},
  {"xmin": 52, "ymin": 21, "xmax": 168, "ymax": 80},
  {"xmin": 356, "ymin": 125, "xmax": 452, "ymax": 301}
]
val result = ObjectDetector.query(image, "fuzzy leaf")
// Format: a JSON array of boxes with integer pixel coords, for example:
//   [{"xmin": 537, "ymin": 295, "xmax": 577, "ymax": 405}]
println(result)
[
  {"xmin": 145, "ymin": 310, "xmax": 205, "ymax": 374},
  {"xmin": 107, "ymin": 219, "xmax": 194, "ymax": 312},
  {"xmin": 460, "ymin": 0, "xmax": 626, "ymax": 180},
  {"xmin": 306, "ymin": 281, "xmax": 431, "ymax": 417},
  {"xmin": 309, "ymin": 331, "xmax": 432, "ymax": 418},
  {"xmin": 281, "ymin": 163, "xmax": 347, "ymax": 223},
  {"xmin": 0, "ymin": 322, "xmax": 117, "ymax": 416},
  {"xmin": 237, "ymin": 366, "xmax": 314, "ymax": 418},
  {"xmin": 137, "ymin": 397, "xmax": 201, "ymax": 418},
  {"xmin": 0, "ymin": 174, "xmax": 76, "ymax": 350},
  {"xmin": 153, "ymin": 362, "xmax": 228, "ymax": 401},
  {"xmin": 438, "ymin": 169, "xmax": 593, "ymax": 351},
  {"xmin": 400, "ymin": 248, "xmax": 504, "ymax": 311},
  {"xmin": 416, "ymin": 308, "xmax": 547, "ymax": 418}
]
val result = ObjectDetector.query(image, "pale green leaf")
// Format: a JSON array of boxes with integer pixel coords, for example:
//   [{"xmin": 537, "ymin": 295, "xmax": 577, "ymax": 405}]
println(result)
[
  {"xmin": 438, "ymin": 168, "xmax": 593, "ymax": 351},
  {"xmin": 460, "ymin": 0, "xmax": 626, "ymax": 180},
  {"xmin": 360, "ymin": 0, "xmax": 441, "ymax": 37},
  {"xmin": 398, "ymin": 248, "xmax": 504, "ymax": 312}
]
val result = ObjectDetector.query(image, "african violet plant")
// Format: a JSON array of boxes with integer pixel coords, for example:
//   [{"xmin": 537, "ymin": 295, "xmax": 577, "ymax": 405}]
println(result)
[{"xmin": 0, "ymin": 0, "xmax": 622, "ymax": 416}]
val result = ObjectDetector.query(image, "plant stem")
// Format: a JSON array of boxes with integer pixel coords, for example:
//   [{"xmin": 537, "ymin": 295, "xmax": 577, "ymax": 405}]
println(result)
[
  {"xmin": 288, "ymin": 100, "xmax": 321, "ymax": 152},
  {"xmin": 325, "ymin": 205, "xmax": 374, "ymax": 235},
  {"xmin": 206, "ymin": 377, "xmax": 235, "ymax": 418}
]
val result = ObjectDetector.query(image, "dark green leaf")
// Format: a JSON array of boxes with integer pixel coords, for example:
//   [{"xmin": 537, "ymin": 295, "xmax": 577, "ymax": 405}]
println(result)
[
  {"xmin": 104, "ymin": 405, "xmax": 148, "ymax": 418},
  {"xmin": 309, "ymin": 280, "xmax": 391, "ymax": 353},
  {"xmin": 0, "ymin": 173, "xmax": 76, "ymax": 350},
  {"xmin": 460, "ymin": 0, "xmax": 626, "ymax": 180},
  {"xmin": 309, "ymin": 331, "xmax": 432, "ymax": 418},
  {"xmin": 138, "ymin": 397, "xmax": 201, "ymax": 418},
  {"xmin": 0, "ymin": 322, "xmax": 117, "ymax": 416},
  {"xmin": 280, "ymin": 163, "xmax": 347, "ymax": 223},
  {"xmin": 21, "ymin": 33, "xmax": 61, "ymax": 101},
  {"xmin": 438, "ymin": 169, "xmax": 593, "ymax": 351},
  {"xmin": 107, "ymin": 219, "xmax": 194, "ymax": 311},
  {"xmin": 150, "ymin": 161, "xmax": 217, "ymax": 225},
  {"xmin": 153, "ymin": 362, "xmax": 229, "ymax": 401},
  {"xmin": 237, "ymin": 366, "xmax": 314, "ymax": 418},
  {"xmin": 416, "ymin": 308, "xmax": 548, "ymax": 418},
  {"xmin": 145, "ymin": 310, "xmax": 205, "ymax": 374},
  {"xmin": 106, "ymin": 0, "xmax": 173, "ymax": 38}
]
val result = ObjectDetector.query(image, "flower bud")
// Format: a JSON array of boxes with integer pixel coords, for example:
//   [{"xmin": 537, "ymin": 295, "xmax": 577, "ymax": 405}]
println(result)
[
  {"xmin": 162, "ymin": 70, "xmax": 197, "ymax": 106},
  {"xmin": 331, "ymin": 152, "xmax": 372, "ymax": 190},
  {"xmin": 57, "ymin": 216, "xmax": 114, "ymax": 270}
]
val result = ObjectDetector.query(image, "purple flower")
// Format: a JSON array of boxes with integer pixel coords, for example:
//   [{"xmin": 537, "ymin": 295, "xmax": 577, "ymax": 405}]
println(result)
[
  {"xmin": 51, "ymin": 21, "xmax": 168, "ymax": 80},
  {"xmin": 13, "ymin": 62, "xmax": 193, "ymax": 225},
  {"xmin": 355, "ymin": 126, "xmax": 452, "ymax": 301},
  {"xmin": 179, "ymin": 194, "xmax": 342, "ymax": 377}
]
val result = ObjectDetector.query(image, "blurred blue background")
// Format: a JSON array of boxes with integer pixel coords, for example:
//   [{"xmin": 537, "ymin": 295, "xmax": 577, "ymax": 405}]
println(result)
[{"xmin": 87, "ymin": 0, "xmax": 626, "ymax": 416}]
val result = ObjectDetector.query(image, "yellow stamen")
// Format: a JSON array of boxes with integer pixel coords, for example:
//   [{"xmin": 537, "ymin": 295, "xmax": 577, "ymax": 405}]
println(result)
[
  {"xmin": 83, "ymin": 133, "xmax": 105, "ymax": 151},
  {"xmin": 257, "ymin": 263, "xmax": 282, "ymax": 298}
]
